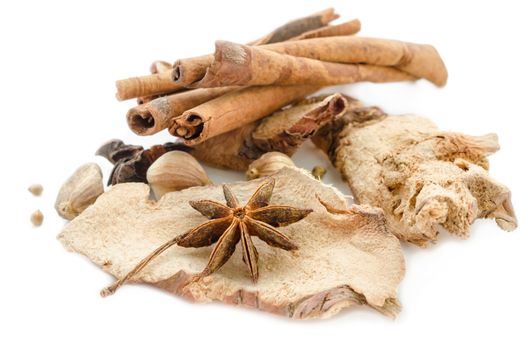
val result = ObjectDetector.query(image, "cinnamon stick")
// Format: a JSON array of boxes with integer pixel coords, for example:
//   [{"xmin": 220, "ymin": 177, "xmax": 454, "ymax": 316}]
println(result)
[
  {"xmin": 127, "ymin": 87, "xmax": 236, "ymax": 136},
  {"xmin": 190, "ymin": 94, "xmax": 349, "ymax": 170},
  {"xmin": 174, "ymin": 32, "xmax": 447, "ymax": 89},
  {"xmin": 169, "ymin": 85, "xmax": 319, "ymax": 145},
  {"xmin": 171, "ymin": 9, "xmax": 345, "ymax": 86},
  {"xmin": 288, "ymin": 19, "xmax": 361, "ymax": 40},
  {"xmin": 115, "ymin": 69, "xmax": 181, "ymax": 101},
  {"xmin": 248, "ymin": 8, "xmax": 339, "ymax": 45},
  {"xmin": 117, "ymin": 8, "xmax": 339, "ymax": 101},
  {"xmin": 261, "ymin": 36, "xmax": 448, "ymax": 86},
  {"xmin": 193, "ymin": 41, "xmax": 416, "ymax": 88},
  {"xmin": 136, "ymin": 61, "xmax": 175, "ymax": 105}
]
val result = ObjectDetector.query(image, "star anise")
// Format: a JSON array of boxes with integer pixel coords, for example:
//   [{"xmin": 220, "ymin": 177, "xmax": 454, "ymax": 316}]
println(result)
[{"xmin": 101, "ymin": 178, "xmax": 312, "ymax": 297}]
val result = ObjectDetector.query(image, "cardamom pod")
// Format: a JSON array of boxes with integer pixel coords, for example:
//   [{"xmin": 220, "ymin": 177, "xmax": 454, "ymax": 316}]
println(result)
[
  {"xmin": 246, "ymin": 152, "xmax": 295, "ymax": 179},
  {"xmin": 55, "ymin": 163, "xmax": 104, "ymax": 220},
  {"xmin": 147, "ymin": 151, "xmax": 210, "ymax": 199}
]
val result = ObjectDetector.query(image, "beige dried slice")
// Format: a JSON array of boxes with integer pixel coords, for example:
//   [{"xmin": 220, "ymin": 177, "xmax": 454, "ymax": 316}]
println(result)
[
  {"xmin": 58, "ymin": 167, "xmax": 405, "ymax": 319},
  {"xmin": 317, "ymin": 114, "xmax": 517, "ymax": 246}
]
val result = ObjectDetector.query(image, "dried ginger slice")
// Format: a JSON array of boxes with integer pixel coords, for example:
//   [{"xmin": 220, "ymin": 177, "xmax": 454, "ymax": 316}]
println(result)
[
  {"xmin": 317, "ymin": 113, "xmax": 517, "ymax": 246},
  {"xmin": 58, "ymin": 167, "xmax": 404, "ymax": 319}
]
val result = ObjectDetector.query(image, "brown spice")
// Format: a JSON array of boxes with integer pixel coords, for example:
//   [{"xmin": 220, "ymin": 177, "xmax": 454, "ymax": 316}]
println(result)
[
  {"xmin": 96, "ymin": 140, "xmax": 189, "ymax": 185},
  {"xmin": 193, "ymin": 41, "xmax": 417, "ymax": 88},
  {"xmin": 117, "ymin": 8, "xmax": 339, "ymax": 101},
  {"xmin": 101, "ymin": 178, "xmax": 312, "ymax": 296},
  {"xmin": 189, "ymin": 93, "xmax": 348, "ymax": 169},
  {"xmin": 170, "ymin": 85, "xmax": 319, "ymax": 145}
]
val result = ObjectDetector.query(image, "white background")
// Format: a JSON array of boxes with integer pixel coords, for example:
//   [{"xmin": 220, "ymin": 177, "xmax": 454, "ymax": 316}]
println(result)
[{"xmin": 1, "ymin": 1, "xmax": 527, "ymax": 349}]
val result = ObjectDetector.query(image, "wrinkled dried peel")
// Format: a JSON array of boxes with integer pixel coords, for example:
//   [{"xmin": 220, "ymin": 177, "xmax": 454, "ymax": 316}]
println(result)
[
  {"xmin": 58, "ymin": 167, "xmax": 404, "ymax": 319},
  {"xmin": 326, "ymin": 114, "xmax": 516, "ymax": 246}
]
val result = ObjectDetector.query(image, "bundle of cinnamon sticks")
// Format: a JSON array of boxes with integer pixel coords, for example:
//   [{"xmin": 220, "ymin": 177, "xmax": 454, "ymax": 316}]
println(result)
[{"xmin": 118, "ymin": 8, "xmax": 447, "ymax": 148}]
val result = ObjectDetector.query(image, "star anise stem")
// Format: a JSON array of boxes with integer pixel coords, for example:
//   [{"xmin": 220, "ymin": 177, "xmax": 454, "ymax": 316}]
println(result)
[
  {"xmin": 100, "ymin": 235, "xmax": 182, "ymax": 297},
  {"xmin": 101, "ymin": 178, "xmax": 312, "ymax": 297}
]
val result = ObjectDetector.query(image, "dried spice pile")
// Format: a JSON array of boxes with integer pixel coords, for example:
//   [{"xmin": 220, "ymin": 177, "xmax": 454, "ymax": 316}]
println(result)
[{"xmin": 55, "ymin": 8, "xmax": 516, "ymax": 320}]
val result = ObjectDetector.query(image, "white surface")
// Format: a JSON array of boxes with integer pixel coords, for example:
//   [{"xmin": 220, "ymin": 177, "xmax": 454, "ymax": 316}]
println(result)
[{"xmin": 1, "ymin": 1, "xmax": 527, "ymax": 349}]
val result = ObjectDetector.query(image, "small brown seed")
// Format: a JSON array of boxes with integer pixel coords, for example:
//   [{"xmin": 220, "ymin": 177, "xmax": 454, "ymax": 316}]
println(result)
[
  {"xmin": 311, "ymin": 166, "xmax": 327, "ymax": 180},
  {"xmin": 30, "ymin": 210, "xmax": 44, "ymax": 226},
  {"xmin": 28, "ymin": 184, "xmax": 43, "ymax": 196}
]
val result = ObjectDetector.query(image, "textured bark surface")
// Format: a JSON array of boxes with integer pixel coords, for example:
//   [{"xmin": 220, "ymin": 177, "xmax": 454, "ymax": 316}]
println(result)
[
  {"xmin": 190, "ymin": 94, "xmax": 348, "ymax": 170},
  {"xmin": 315, "ymin": 114, "xmax": 517, "ymax": 246},
  {"xmin": 249, "ymin": 8, "xmax": 339, "ymax": 45},
  {"xmin": 173, "ymin": 8, "xmax": 339, "ymax": 87},
  {"xmin": 194, "ymin": 41, "xmax": 416, "ymax": 88},
  {"xmin": 289, "ymin": 19, "xmax": 361, "ymax": 40},
  {"xmin": 127, "ymin": 87, "xmax": 236, "ymax": 136},
  {"xmin": 261, "ymin": 36, "xmax": 448, "ymax": 86},
  {"xmin": 172, "ymin": 85, "xmax": 319, "ymax": 145},
  {"xmin": 58, "ymin": 167, "xmax": 405, "ymax": 319}
]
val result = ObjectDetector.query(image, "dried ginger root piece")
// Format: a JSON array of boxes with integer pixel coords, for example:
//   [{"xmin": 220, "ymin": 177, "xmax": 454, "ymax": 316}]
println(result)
[
  {"xmin": 314, "ymin": 113, "xmax": 517, "ymax": 246},
  {"xmin": 58, "ymin": 167, "xmax": 404, "ymax": 319}
]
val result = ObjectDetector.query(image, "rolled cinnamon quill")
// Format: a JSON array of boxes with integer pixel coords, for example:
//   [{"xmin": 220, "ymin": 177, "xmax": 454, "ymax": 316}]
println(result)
[
  {"xmin": 127, "ymin": 87, "xmax": 236, "ymax": 136},
  {"xmin": 193, "ymin": 41, "xmax": 416, "ymax": 88},
  {"xmin": 190, "ymin": 93, "xmax": 349, "ymax": 170},
  {"xmin": 116, "ymin": 69, "xmax": 181, "ymax": 101},
  {"xmin": 288, "ymin": 19, "xmax": 361, "ymax": 40},
  {"xmin": 176, "ymin": 35, "xmax": 446, "ymax": 88},
  {"xmin": 262, "ymin": 36, "xmax": 448, "ymax": 86},
  {"xmin": 170, "ymin": 85, "xmax": 319, "ymax": 145},
  {"xmin": 136, "ymin": 61, "xmax": 175, "ymax": 105},
  {"xmin": 117, "ymin": 8, "xmax": 339, "ymax": 101},
  {"xmin": 249, "ymin": 8, "xmax": 339, "ymax": 45}
]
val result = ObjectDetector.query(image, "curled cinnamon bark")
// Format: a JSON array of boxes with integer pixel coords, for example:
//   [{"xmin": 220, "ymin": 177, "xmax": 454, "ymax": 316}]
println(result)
[
  {"xmin": 115, "ymin": 69, "xmax": 183, "ymax": 101},
  {"xmin": 171, "ymin": 9, "xmax": 344, "ymax": 86},
  {"xmin": 127, "ymin": 87, "xmax": 236, "ymax": 136},
  {"xmin": 288, "ymin": 19, "xmax": 361, "ymax": 40},
  {"xmin": 136, "ymin": 61, "xmax": 175, "ymax": 105},
  {"xmin": 117, "ymin": 8, "xmax": 339, "ymax": 101},
  {"xmin": 261, "ymin": 36, "xmax": 448, "ymax": 86},
  {"xmin": 190, "ymin": 93, "xmax": 348, "ymax": 170},
  {"xmin": 103, "ymin": 94, "xmax": 348, "ymax": 177},
  {"xmin": 170, "ymin": 85, "xmax": 319, "ymax": 145},
  {"xmin": 193, "ymin": 41, "xmax": 416, "ymax": 88},
  {"xmin": 177, "ymin": 35, "xmax": 447, "ymax": 88},
  {"xmin": 249, "ymin": 8, "xmax": 339, "ymax": 45}
]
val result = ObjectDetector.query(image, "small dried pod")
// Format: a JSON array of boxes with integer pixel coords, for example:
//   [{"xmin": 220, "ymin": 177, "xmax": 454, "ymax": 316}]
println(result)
[
  {"xmin": 28, "ymin": 184, "xmax": 43, "ymax": 196},
  {"xmin": 246, "ymin": 152, "xmax": 295, "ymax": 179},
  {"xmin": 147, "ymin": 151, "xmax": 210, "ymax": 199},
  {"xmin": 55, "ymin": 163, "xmax": 104, "ymax": 220},
  {"xmin": 30, "ymin": 210, "xmax": 44, "ymax": 226},
  {"xmin": 312, "ymin": 166, "xmax": 327, "ymax": 180}
]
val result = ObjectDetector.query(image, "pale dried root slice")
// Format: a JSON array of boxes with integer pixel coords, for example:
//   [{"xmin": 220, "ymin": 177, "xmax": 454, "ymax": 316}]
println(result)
[
  {"xmin": 58, "ymin": 167, "xmax": 405, "ymax": 319},
  {"xmin": 190, "ymin": 93, "xmax": 349, "ymax": 170},
  {"xmin": 314, "ymin": 113, "xmax": 517, "ymax": 246}
]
